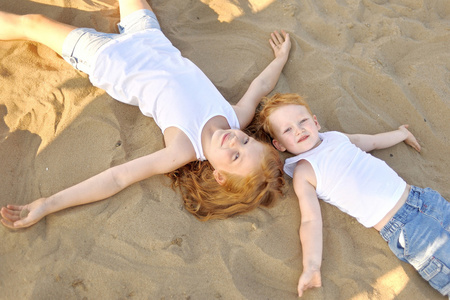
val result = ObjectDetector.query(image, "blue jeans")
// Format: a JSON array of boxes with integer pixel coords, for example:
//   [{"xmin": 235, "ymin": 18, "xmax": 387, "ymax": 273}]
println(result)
[
  {"xmin": 61, "ymin": 9, "xmax": 160, "ymax": 74},
  {"xmin": 380, "ymin": 186, "xmax": 450, "ymax": 296}
]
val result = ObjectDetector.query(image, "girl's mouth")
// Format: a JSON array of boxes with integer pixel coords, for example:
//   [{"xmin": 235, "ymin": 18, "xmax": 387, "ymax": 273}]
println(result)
[{"xmin": 222, "ymin": 133, "xmax": 230, "ymax": 146}]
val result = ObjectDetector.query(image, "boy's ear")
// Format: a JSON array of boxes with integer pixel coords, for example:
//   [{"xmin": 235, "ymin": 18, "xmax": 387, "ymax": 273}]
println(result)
[
  {"xmin": 272, "ymin": 139, "xmax": 286, "ymax": 152},
  {"xmin": 213, "ymin": 170, "xmax": 226, "ymax": 186},
  {"xmin": 313, "ymin": 115, "xmax": 321, "ymax": 131}
]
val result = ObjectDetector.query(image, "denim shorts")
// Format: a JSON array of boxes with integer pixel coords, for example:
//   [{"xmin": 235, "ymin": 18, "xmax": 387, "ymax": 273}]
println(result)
[
  {"xmin": 61, "ymin": 9, "xmax": 160, "ymax": 74},
  {"xmin": 380, "ymin": 186, "xmax": 450, "ymax": 296}
]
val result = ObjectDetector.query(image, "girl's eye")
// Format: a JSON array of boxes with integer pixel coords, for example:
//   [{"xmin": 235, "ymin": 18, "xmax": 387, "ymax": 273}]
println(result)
[
  {"xmin": 244, "ymin": 138, "xmax": 249, "ymax": 145},
  {"xmin": 284, "ymin": 128, "xmax": 291, "ymax": 133},
  {"xmin": 233, "ymin": 153, "xmax": 240, "ymax": 161}
]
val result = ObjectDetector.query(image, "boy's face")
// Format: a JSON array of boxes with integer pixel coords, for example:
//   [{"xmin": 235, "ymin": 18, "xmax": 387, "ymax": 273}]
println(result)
[{"xmin": 268, "ymin": 104, "xmax": 322, "ymax": 155}]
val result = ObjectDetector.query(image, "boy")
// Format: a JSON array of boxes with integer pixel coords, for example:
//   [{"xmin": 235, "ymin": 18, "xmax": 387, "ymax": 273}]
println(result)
[{"xmin": 258, "ymin": 93, "xmax": 449, "ymax": 297}]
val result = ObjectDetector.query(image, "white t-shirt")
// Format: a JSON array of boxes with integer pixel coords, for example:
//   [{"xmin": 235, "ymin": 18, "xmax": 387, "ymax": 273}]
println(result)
[
  {"xmin": 88, "ymin": 29, "xmax": 240, "ymax": 160},
  {"xmin": 284, "ymin": 131, "xmax": 406, "ymax": 228}
]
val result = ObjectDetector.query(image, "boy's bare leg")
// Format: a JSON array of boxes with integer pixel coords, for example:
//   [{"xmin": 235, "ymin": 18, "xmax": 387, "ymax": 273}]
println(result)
[
  {"xmin": 118, "ymin": 0, "xmax": 153, "ymax": 19},
  {"xmin": 0, "ymin": 11, "xmax": 75, "ymax": 56}
]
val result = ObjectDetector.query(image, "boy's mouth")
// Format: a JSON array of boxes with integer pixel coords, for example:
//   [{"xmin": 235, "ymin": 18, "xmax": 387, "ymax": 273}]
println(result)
[{"xmin": 297, "ymin": 135, "xmax": 309, "ymax": 143}]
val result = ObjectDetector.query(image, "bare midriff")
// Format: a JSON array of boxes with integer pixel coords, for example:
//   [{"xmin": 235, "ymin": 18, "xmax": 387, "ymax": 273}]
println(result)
[{"xmin": 373, "ymin": 185, "xmax": 411, "ymax": 231}]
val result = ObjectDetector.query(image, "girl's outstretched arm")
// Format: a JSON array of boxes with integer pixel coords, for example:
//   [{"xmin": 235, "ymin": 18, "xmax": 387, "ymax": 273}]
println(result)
[
  {"xmin": 1, "ymin": 144, "xmax": 193, "ymax": 229},
  {"xmin": 345, "ymin": 125, "xmax": 421, "ymax": 153},
  {"xmin": 233, "ymin": 30, "xmax": 291, "ymax": 128}
]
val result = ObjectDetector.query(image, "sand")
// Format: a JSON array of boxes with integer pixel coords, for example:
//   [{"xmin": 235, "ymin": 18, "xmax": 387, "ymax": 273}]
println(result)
[{"xmin": 0, "ymin": 0, "xmax": 449, "ymax": 299}]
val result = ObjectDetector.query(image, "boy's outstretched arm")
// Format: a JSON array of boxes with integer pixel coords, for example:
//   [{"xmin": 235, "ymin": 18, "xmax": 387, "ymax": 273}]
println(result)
[
  {"xmin": 293, "ymin": 160, "xmax": 323, "ymax": 297},
  {"xmin": 1, "ymin": 145, "xmax": 192, "ymax": 229},
  {"xmin": 345, "ymin": 125, "xmax": 421, "ymax": 153},
  {"xmin": 233, "ymin": 30, "xmax": 291, "ymax": 128}
]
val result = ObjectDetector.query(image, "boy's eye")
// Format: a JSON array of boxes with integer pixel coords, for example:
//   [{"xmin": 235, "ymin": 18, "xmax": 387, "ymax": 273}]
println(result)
[
  {"xmin": 233, "ymin": 153, "xmax": 240, "ymax": 161},
  {"xmin": 284, "ymin": 127, "xmax": 291, "ymax": 133},
  {"xmin": 244, "ymin": 137, "xmax": 249, "ymax": 145}
]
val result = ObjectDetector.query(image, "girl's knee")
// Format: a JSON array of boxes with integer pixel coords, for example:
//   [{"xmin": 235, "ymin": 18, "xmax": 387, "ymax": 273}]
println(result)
[
  {"xmin": 20, "ymin": 14, "xmax": 49, "ymax": 38},
  {"xmin": 21, "ymin": 14, "xmax": 49, "ymax": 28},
  {"xmin": 0, "ymin": 12, "xmax": 44, "ymax": 40}
]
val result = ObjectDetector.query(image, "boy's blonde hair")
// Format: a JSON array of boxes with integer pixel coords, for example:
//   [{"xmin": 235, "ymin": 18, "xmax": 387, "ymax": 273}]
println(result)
[
  {"xmin": 168, "ymin": 143, "xmax": 284, "ymax": 221},
  {"xmin": 258, "ymin": 93, "xmax": 312, "ymax": 139}
]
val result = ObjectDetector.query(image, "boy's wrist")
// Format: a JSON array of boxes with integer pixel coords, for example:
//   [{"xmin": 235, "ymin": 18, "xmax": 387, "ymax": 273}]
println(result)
[
  {"xmin": 303, "ymin": 260, "xmax": 322, "ymax": 271},
  {"xmin": 397, "ymin": 128, "xmax": 409, "ymax": 141}
]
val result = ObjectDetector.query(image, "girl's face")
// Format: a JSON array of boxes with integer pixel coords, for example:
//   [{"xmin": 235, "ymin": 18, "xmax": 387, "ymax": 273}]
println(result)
[
  {"xmin": 269, "ymin": 104, "xmax": 322, "ymax": 155},
  {"xmin": 206, "ymin": 129, "xmax": 264, "ymax": 184}
]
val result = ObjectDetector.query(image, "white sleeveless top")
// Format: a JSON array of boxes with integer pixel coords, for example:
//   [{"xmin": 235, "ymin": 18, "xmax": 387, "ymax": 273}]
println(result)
[
  {"xmin": 88, "ymin": 29, "xmax": 240, "ymax": 160},
  {"xmin": 284, "ymin": 131, "xmax": 406, "ymax": 228}
]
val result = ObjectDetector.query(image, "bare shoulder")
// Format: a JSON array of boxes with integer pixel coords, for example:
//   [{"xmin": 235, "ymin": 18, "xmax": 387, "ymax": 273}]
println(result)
[
  {"xmin": 293, "ymin": 159, "xmax": 317, "ymax": 189},
  {"xmin": 163, "ymin": 127, "xmax": 197, "ymax": 165},
  {"xmin": 292, "ymin": 160, "xmax": 321, "ymax": 221}
]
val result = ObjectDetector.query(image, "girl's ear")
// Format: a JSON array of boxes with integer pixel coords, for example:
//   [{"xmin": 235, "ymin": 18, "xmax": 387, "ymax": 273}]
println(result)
[
  {"xmin": 313, "ymin": 115, "xmax": 321, "ymax": 131},
  {"xmin": 213, "ymin": 170, "xmax": 226, "ymax": 185},
  {"xmin": 272, "ymin": 139, "xmax": 286, "ymax": 152}
]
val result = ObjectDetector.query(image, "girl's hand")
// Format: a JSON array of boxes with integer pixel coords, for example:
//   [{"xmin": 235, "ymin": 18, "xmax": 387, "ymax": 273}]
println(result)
[
  {"xmin": 269, "ymin": 30, "xmax": 291, "ymax": 59},
  {"xmin": 298, "ymin": 268, "xmax": 322, "ymax": 297},
  {"xmin": 399, "ymin": 125, "xmax": 421, "ymax": 152},
  {"xmin": 1, "ymin": 198, "xmax": 48, "ymax": 229}
]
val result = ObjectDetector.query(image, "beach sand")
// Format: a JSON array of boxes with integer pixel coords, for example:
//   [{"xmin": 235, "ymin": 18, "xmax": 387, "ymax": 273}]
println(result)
[{"xmin": 0, "ymin": 0, "xmax": 449, "ymax": 299}]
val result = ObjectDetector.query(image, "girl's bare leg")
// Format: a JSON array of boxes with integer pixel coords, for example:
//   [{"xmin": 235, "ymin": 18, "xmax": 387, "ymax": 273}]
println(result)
[
  {"xmin": 118, "ymin": 0, "xmax": 153, "ymax": 19},
  {"xmin": 0, "ymin": 0, "xmax": 155, "ymax": 54},
  {"xmin": 0, "ymin": 11, "xmax": 75, "ymax": 56}
]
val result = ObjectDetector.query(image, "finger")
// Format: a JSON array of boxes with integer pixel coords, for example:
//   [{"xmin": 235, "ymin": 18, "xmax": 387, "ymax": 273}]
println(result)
[
  {"xmin": 280, "ymin": 30, "xmax": 290, "ymax": 42},
  {"xmin": 6, "ymin": 204, "xmax": 24, "ymax": 211},
  {"xmin": 298, "ymin": 281, "xmax": 307, "ymax": 297},
  {"xmin": 1, "ymin": 218, "xmax": 16, "ymax": 229},
  {"xmin": 270, "ymin": 33, "xmax": 279, "ymax": 46},
  {"xmin": 269, "ymin": 39, "xmax": 276, "ymax": 49},
  {"xmin": 273, "ymin": 30, "xmax": 284, "ymax": 44},
  {"xmin": 270, "ymin": 31, "xmax": 281, "ymax": 45},
  {"xmin": 12, "ymin": 219, "xmax": 28, "ymax": 228},
  {"xmin": 298, "ymin": 286, "xmax": 304, "ymax": 297},
  {"xmin": 283, "ymin": 32, "xmax": 290, "ymax": 43},
  {"xmin": 3, "ymin": 206, "xmax": 21, "ymax": 217},
  {"xmin": 407, "ymin": 137, "xmax": 421, "ymax": 152},
  {"xmin": 1, "ymin": 207, "xmax": 21, "ymax": 221}
]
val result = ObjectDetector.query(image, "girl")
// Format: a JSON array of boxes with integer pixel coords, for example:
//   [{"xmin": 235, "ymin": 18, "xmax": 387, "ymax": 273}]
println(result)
[{"xmin": 0, "ymin": 0, "xmax": 290, "ymax": 228}]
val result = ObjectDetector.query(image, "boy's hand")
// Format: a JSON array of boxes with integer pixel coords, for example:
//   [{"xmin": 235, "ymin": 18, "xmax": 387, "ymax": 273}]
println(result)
[
  {"xmin": 269, "ymin": 30, "xmax": 291, "ymax": 59},
  {"xmin": 1, "ymin": 198, "xmax": 48, "ymax": 229},
  {"xmin": 399, "ymin": 125, "xmax": 421, "ymax": 152},
  {"xmin": 298, "ymin": 268, "xmax": 322, "ymax": 297}
]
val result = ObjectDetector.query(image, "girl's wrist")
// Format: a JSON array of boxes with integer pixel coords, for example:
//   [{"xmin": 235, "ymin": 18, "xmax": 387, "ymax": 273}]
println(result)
[{"xmin": 42, "ymin": 195, "xmax": 58, "ymax": 215}]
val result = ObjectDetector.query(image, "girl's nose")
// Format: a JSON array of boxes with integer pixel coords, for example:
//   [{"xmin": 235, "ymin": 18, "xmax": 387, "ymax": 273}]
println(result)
[{"xmin": 229, "ymin": 135, "xmax": 237, "ymax": 147}]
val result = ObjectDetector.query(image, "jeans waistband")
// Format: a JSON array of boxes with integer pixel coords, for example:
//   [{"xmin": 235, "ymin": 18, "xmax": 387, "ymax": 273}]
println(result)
[{"xmin": 380, "ymin": 185, "xmax": 422, "ymax": 242}]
